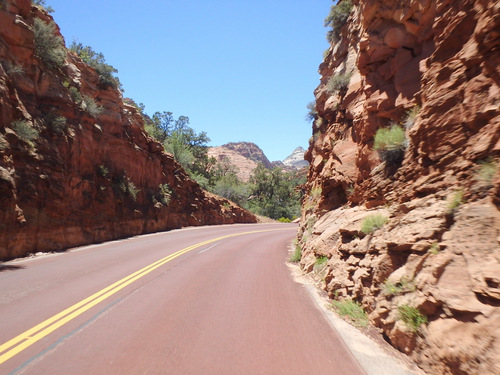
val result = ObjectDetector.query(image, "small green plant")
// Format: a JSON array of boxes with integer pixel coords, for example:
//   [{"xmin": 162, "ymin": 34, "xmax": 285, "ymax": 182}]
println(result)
[
  {"xmin": 82, "ymin": 95, "xmax": 103, "ymax": 118},
  {"xmin": 403, "ymin": 105, "xmax": 420, "ymax": 130},
  {"xmin": 278, "ymin": 217, "xmax": 292, "ymax": 223},
  {"xmin": 374, "ymin": 125, "xmax": 407, "ymax": 165},
  {"xmin": 315, "ymin": 255, "xmax": 328, "ymax": 268},
  {"xmin": 446, "ymin": 190, "xmax": 463, "ymax": 214},
  {"xmin": 289, "ymin": 243, "xmax": 302, "ymax": 262},
  {"xmin": 360, "ymin": 213, "xmax": 388, "ymax": 235},
  {"xmin": 33, "ymin": 18, "xmax": 65, "ymax": 70},
  {"xmin": 384, "ymin": 277, "xmax": 416, "ymax": 296},
  {"xmin": 324, "ymin": 0, "xmax": 353, "ymax": 43},
  {"xmin": 0, "ymin": 135, "xmax": 8, "ymax": 151},
  {"xmin": 126, "ymin": 178, "xmax": 139, "ymax": 201},
  {"xmin": 326, "ymin": 72, "xmax": 351, "ymax": 94},
  {"xmin": 1, "ymin": 60, "xmax": 24, "ymax": 75},
  {"xmin": 97, "ymin": 165, "xmax": 109, "ymax": 178},
  {"xmin": 475, "ymin": 157, "xmax": 497, "ymax": 188},
  {"xmin": 0, "ymin": 0, "xmax": 6, "ymax": 10},
  {"xmin": 428, "ymin": 242, "xmax": 440, "ymax": 255},
  {"xmin": 44, "ymin": 112, "xmax": 66, "ymax": 133},
  {"xmin": 331, "ymin": 299, "xmax": 369, "ymax": 327},
  {"xmin": 305, "ymin": 101, "xmax": 317, "ymax": 122},
  {"xmin": 398, "ymin": 305, "xmax": 428, "ymax": 332},
  {"xmin": 11, "ymin": 120, "xmax": 39, "ymax": 146},
  {"xmin": 69, "ymin": 86, "xmax": 83, "ymax": 104},
  {"xmin": 159, "ymin": 183, "xmax": 172, "ymax": 205}
]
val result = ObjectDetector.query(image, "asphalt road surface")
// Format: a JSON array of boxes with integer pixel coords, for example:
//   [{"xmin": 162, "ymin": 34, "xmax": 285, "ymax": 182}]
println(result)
[{"xmin": 0, "ymin": 223, "xmax": 365, "ymax": 375}]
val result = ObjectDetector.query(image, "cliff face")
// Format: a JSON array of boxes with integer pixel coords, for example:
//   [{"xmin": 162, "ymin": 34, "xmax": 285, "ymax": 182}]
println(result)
[
  {"xmin": 299, "ymin": 0, "xmax": 499, "ymax": 374},
  {"xmin": 208, "ymin": 145, "xmax": 259, "ymax": 182},
  {"xmin": 222, "ymin": 142, "xmax": 273, "ymax": 169},
  {"xmin": 0, "ymin": 0, "xmax": 256, "ymax": 260}
]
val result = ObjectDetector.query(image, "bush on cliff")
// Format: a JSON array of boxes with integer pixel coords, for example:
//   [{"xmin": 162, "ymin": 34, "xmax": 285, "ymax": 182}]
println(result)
[
  {"xmin": 69, "ymin": 42, "xmax": 121, "ymax": 90},
  {"xmin": 324, "ymin": 0, "xmax": 353, "ymax": 43},
  {"xmin": 373, "ymin": 125, "xmax": 407, "ymax": 165},
  {"xmin": 33, "ymin": 18, "xmax": 66, "ymax": 70},
  {"xmin": 11, "ymin": 120, "xmax": 39, "ymax": 147},
  {"xmin": 326, "ymin": 72, "xmax": 351, "ymax": 94}
]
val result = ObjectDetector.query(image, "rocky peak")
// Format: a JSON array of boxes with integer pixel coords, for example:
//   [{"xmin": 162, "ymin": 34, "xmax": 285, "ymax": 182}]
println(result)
[
  {"xmin": 283, "ymin": 147, "xmax": 308, "ymax": 169},
  {"xmin": 222, "ymin": 142, "xmax": 272, "ymax": 169}
]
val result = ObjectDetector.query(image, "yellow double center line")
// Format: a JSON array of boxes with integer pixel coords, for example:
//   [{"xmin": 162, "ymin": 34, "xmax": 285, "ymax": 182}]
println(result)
[{"xmin": 0, "ymin": 228, "xmax": 292, "ymax": 365}]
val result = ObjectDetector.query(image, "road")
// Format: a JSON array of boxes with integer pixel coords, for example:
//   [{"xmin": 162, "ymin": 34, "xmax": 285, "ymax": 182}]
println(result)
[{"xmin": 0, "ymin": 223, "xmax": 365, "ymax": 375}]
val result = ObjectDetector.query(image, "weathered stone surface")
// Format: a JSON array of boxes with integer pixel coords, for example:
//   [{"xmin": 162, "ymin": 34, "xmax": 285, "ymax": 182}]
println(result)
[
  {"xmin": 0, "ymin": 0, "xmax": 256, "ymax": 260},
  {"xmin": 299, "ymin": 1, "xmax": 499, "ymax": 372}
]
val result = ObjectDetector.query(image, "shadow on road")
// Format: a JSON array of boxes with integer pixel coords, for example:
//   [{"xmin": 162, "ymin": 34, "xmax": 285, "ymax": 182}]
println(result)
[{"xmin": 0, "ymin": 264, "xmax": 25, "ymax": 272}]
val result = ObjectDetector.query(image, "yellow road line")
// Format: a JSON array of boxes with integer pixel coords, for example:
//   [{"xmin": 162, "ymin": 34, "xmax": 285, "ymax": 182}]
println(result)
[{"xmin": 0, "ymin": 227, "xmax": 293, "ymax": 365}]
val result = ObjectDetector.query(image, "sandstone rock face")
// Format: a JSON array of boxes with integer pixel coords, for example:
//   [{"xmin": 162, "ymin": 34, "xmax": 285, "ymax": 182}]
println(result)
[
  {"xmin": 222, "ymin": 142, "xmax": 273, "ymax": 169},
  {"xmin": 207, "ymin": 146, "xmax": 259, "ymax": 182},
  {"xmin": 0, "ymin": 0, "xmax": 256, "ymax": 260},
  {"xmin": 299, "ymin": 0, "xmax": 500, "ymax": 373}
]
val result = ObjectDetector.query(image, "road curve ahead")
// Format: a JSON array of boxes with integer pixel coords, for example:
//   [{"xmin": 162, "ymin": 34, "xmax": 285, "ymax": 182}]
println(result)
[{"xmin": 0, "ymin": 223, "xmax": 365, "ymax": 375}]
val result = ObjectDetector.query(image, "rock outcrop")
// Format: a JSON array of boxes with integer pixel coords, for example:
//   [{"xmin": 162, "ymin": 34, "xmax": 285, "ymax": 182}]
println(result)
[
  {"xmin": 0, "ymin": 0, "xmax": 256, "ymax": 260},
  {"xmin": 283, "ymin": 146, "xmax": 309, "ymax": 169},
  {"xmin": 299, "ymin": 0, "xmax": 500, "ymax": 374},
  {"xmin": 207, "ymin": 145, "xmax": 259, "ymax": 182},
  {"xmin": 222, "ymin": 142, "xmax": 273, "ymax": 169}
]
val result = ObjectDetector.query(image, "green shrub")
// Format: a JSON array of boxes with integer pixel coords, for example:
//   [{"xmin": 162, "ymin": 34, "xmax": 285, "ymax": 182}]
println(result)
[
  {"xmin": 384, "ymin": 277, "xmax": 415, "ymax": 296},
  {"xmin": 97, "ymin": 165, "xmax": 109, "ymax": 178},
  {"xmin": 159, "ymin": 183, "xmax": 172, "ymax": 205},
  {"xmin": 289, "ymin": 243, "xmax": 302, "ymax": 262},
  {"xmin": 398, "ymin": 305, "xmax": 428, "ymax": 332},
  {"xmin": 44, "ymin": 112, "xmax": 66, "ymax": 133},
  {"xmin": 126, "ymin": 178, "xmax": 139, "ymax": 201},
  {"xmin": 69, "ymin": 86, "xmax": 83, "ymax": 104},
  {"xmin": 331, "ymin": 299, "xmax": 369, "ymax": 327},
  {"xmin": 278, "ymin": 217, "xmax": 291, "ymax": 223},
  {"xmin": 33, "ymin": 18, "xmax": 65, "ymax": 70},
  {"xmin": 374, "ymin": 125, "xmax": 407, "ymax": 165},
  {"xmin": 82, "ymin": 95, "xmax": 103, "ymax": 118},
  {"xmin": 324, "ymin": 0, "xmax": 353, "ymax": 43},
  {"xmin": 446, "ymin": 190, "xmax": 463, "ymax": 214},
  {"xmin": 403, "ymin": 105, "xmax": 420, "ymax": 130},
  {"xmin": 315, "ymin": 255, "xmax": 328, "ymax": 268},
  {"xmin": 11, "ymin": 120, "xmax": 39, "ymax": 146},
  {"xmin": 326, "ymin": 73, "xmax": 351, "ymax": 94},
  {"xmin": 1, "ymin": 60, "xmax": 24, "ymax": 75},
  {"xmin": 360, "ymin": 213, "xmax": 388, "ymax": 235},
  {"xmin": 475, "ymin": 157, "xmax": 497, "ymax": 188},
  {"xmin": 428, "ymin": 242, "xmax": 440, "ymax": 255},
  {"xmin": 70, "ymin": 42, "xmax": 121, "ymax": 89},
  {"xmin": 305, "ymin": 101, "xmax": 317, "ymax": 122}
]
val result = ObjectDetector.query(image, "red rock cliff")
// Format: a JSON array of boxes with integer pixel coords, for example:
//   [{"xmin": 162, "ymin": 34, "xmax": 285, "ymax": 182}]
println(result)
[
  {"xmin": 0, "ymin": 0, "xmax": 256, "ymax": 260},
  {"xmin": 299, "ymin": 0, "xmax": 499, "ymax": 373}
]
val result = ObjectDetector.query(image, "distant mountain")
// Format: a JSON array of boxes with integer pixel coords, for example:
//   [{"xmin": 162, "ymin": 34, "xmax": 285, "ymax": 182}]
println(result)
[
  {"xmin": 208, "ymin": 143, "xmax": 308, "ymax": 182},
  {"xmin": 222, "ymin": 142, "xmax": 272, "ymax": 169},
  {"xmin": 283, "ymin": 147, "xmax": 309, "ymax": 169}
]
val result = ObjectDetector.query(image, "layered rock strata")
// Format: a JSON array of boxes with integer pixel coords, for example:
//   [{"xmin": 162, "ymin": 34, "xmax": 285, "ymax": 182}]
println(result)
[
  {"xmin": 299, "ymin": 0, "xmax": 500, "ymax": 373},
  {"xmin": 0, "ymin": 0, "xmax": 256, "ymax": 260}
]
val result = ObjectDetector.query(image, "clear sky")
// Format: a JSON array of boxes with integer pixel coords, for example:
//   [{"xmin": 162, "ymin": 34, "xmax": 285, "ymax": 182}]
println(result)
[{"xmin": 46, "ymin": 0, "xmax": 332, "ymax": 162}]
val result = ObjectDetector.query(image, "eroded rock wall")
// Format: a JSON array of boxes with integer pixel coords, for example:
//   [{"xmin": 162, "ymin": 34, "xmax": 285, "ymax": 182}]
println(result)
[
  {"xmin": 0, "ymin": 0, "xmax": 256, "ymax": 260},
  {"xmin": 299, "ymin": 0, "xmax": 500, "ymax": 373}
]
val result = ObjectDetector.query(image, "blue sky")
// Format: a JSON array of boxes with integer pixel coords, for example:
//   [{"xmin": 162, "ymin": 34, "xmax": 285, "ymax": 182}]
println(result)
[{"xmin": 47, "ymin": 0, "xmax": 331, "ymax": 162}]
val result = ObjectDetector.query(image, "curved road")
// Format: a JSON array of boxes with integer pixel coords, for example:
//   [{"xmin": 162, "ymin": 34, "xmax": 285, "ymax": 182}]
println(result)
[{"xmin": 0, "ymin": 223, "xmax": 365, "ymax": 374}]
